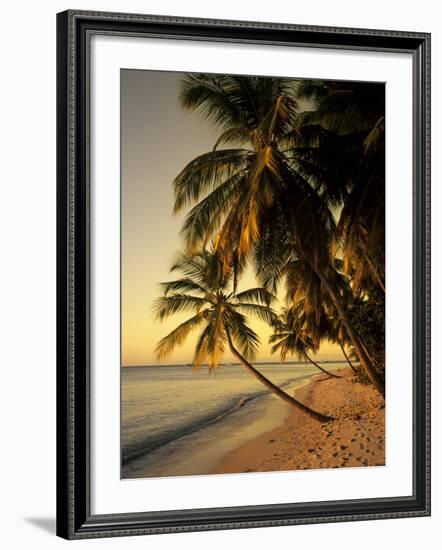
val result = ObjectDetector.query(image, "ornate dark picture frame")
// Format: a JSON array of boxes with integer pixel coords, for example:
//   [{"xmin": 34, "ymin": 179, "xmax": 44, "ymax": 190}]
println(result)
[{"xmin": 56, "ymin": 10, "xmax": 431, "ymax": 540}]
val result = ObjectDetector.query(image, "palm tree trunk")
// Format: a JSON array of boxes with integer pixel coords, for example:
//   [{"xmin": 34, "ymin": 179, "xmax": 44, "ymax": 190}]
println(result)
[
  {"xmin": 338, "ymin": 340, "xmax": 357, "ymax": 373},
  {"xmin": 303, "ymin": 353, "xmax": 341, "ymax": 378},
  {"xmin": 312, "ymin": 266, "xmax": 385, "ymax": 398},
  {"xmin": 225, "ymin": 329, "xmax": 334, "ymax": 423},
  {"xmin": 362, "ymin": 250, "xmax": 386, "ymax": 293},
  {"xmin": 286, "ymin": 213, "xmax": 384, "ymax": 398}
]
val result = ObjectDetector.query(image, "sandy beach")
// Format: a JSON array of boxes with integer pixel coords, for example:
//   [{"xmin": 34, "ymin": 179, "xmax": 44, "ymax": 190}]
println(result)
[{"xmin": 212, "ymin": 368, "xmax": 385, "ymax": 474}]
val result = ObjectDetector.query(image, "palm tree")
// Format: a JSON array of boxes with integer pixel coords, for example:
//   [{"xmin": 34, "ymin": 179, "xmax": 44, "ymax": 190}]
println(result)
[
  {"xmin": 338, "ymin": 340, "xmax": 358, "ymax": 373},
  {"xmin": 326, "ymin": 313, "xmax": 358, "ymax": 374},
  {"xmin": 296, "ymin": 79, "xmax": 386, "ymax": 296},
  {"xmin": 266, "ymin": 255, "xmax": 344, "ymax": 378},
  {"xmin": 270, "ymin": 308, "xmax": 341, "ymax": 378},
  {"xmin": 337, "ymin": 150, "xmax": 385, "ymax": 296},
  {"xmin": 154, "ymin": 248, "xmax": 333, "ymax": 422},
  {"xmin": 173, "ymin": 74, "xmax": 385, "ymax": 397}
]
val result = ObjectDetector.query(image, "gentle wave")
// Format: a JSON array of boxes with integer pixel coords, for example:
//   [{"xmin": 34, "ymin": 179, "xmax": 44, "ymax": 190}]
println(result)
[{"xmin": 122, "ymin": 373, "xmax": 309, "ymax": 465}]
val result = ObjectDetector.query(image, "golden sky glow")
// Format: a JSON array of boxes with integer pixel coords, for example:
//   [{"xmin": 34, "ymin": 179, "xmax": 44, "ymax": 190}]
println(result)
[{"xmin": 121, "ymin": 70, "xmax": 342, "ymax": 366}]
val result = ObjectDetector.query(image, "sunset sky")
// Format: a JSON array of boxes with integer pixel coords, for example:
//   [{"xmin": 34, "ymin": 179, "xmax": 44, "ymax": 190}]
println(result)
[{"xmin": 121, "ymin": 69, "xmax": 342, "ymax": 366}]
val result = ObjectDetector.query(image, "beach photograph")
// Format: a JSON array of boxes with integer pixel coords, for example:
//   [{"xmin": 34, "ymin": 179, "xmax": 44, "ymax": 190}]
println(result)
[{"xmin": 121, "ymin": 69, "xmax": 385, "ymax": 479}]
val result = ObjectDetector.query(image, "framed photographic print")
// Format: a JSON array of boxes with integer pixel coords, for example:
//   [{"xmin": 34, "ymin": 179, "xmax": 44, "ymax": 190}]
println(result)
[{"xmin": 56, "ymin": 10, "xmax": 431, "ymax": 539}]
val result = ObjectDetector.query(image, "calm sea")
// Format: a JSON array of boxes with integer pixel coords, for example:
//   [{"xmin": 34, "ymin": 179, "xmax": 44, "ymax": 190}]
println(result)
[{"xmin": 121, "ymin": 362, "xmax": 345, "ymax": 478}]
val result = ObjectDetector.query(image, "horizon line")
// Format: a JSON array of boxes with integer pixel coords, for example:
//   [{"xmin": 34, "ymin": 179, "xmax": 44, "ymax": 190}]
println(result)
[{"xmin": 122, "ymin": 359, "xmax": 349, "ymax": 368}]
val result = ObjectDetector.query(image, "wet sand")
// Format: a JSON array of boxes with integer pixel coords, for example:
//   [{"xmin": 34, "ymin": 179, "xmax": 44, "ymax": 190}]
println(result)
[{"xmin": 212, "ymin": 368, "xmax": 385, "ymax": 474}]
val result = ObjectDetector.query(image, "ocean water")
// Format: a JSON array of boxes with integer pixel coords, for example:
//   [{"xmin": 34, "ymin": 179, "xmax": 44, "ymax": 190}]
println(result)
[{"xmin": 121, "ymin": 362, "xmax": 345, "ymax": 479}]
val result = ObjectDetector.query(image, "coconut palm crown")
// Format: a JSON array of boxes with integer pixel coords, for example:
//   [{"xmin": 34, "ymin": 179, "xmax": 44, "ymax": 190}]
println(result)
[
  {"xmin": 270, "ymin": 308, "xmax": 340, "ymax": 378},
  {"xmin": 154, "ymin": 247, "xmax": 277, "ymax": 369},
  {"xmin": 154, "ymin": 247, "xmax": 333, "ymax": 422}
]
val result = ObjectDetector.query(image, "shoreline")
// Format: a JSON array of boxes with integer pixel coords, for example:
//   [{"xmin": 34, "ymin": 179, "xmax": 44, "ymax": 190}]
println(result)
[
  {"xmin": 122, "ymin": 377, "xmax": 308, "ymax": 479},
  {"xmin": 211, "ymin": 368, "xmax": 385, "ymax": 474},
  {"xmin": 122, "ymin": 366, "xmax": 327, "ymax": 479}
]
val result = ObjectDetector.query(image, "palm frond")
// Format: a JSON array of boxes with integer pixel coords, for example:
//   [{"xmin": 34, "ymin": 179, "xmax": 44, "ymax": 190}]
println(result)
[
  {"xmin": 364, "ymin": 116, "xmax": 385, "ymax": 154},
  {"xmin": 180, "ymin": 74, "xmax": 246, "ymax": 131},
  {"xmin": 296, "ymin": 80, "xmax": 329, "ymax": 102},
  {"xmin": 192, "ymin": 311, "xmax": 226, "ymax": 370},
  {"xmin": 160, "ymin": 278, "xmax": 208, "ymax": 296},
  {"xmin": 153, "ymin": 293, "xmax": 207, "ymax": 321},
  {"xmin": 169, "ymin": 251, "xmax": 229, "ymax": 289},
  {"xmin": 155, "ymin": 311, "xmax": 208, "ymax": 360},
  {"xmin": 192, "ymin": 322, "xmax": 212, "ymax": 368},
  {"xmin": 213, "ymin": 127, "xmax": 251, "ymax": 150},
  {"xmin": 233, "ymin": 302, "xmax": 278, "ymax": 324},
  {"xmin": 233, "ymin": 287, "xmax": 276, "ymax": 305},
  {"xmin": 173, "ymin": 149, "xmax": 252, "ymax": 213},
  {"xmin": 180, "ymin": 171, "xmax": 246, "ymax": 251},
  {"xmin": 227, "ymin": 312, "xmax": 260, "ymax": 360}
]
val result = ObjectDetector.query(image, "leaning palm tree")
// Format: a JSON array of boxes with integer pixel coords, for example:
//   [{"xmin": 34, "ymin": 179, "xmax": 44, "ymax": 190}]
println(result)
[
  {"xmin": 338, "ymin": 340, "xmax": 358, "ymax": 373},
  {"xmin": 326, "ymin": 310, "xmax": 359, "ymax": 374},
  {"xmin": 154, "ymin": 248, "xmax": 333, "ymax": 422},
  {"xmin": 270, "ymin": 308, "xmax": 341, "ymax": 378},
  {"xmin": 173, "ymin": 74, "xmax": 384, "ymax": 397}
]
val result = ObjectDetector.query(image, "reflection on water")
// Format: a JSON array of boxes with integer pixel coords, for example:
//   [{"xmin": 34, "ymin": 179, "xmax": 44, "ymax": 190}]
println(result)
[{"xmin": 121, "ymin": 362, "xmax": 344, "ymax": 479}]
